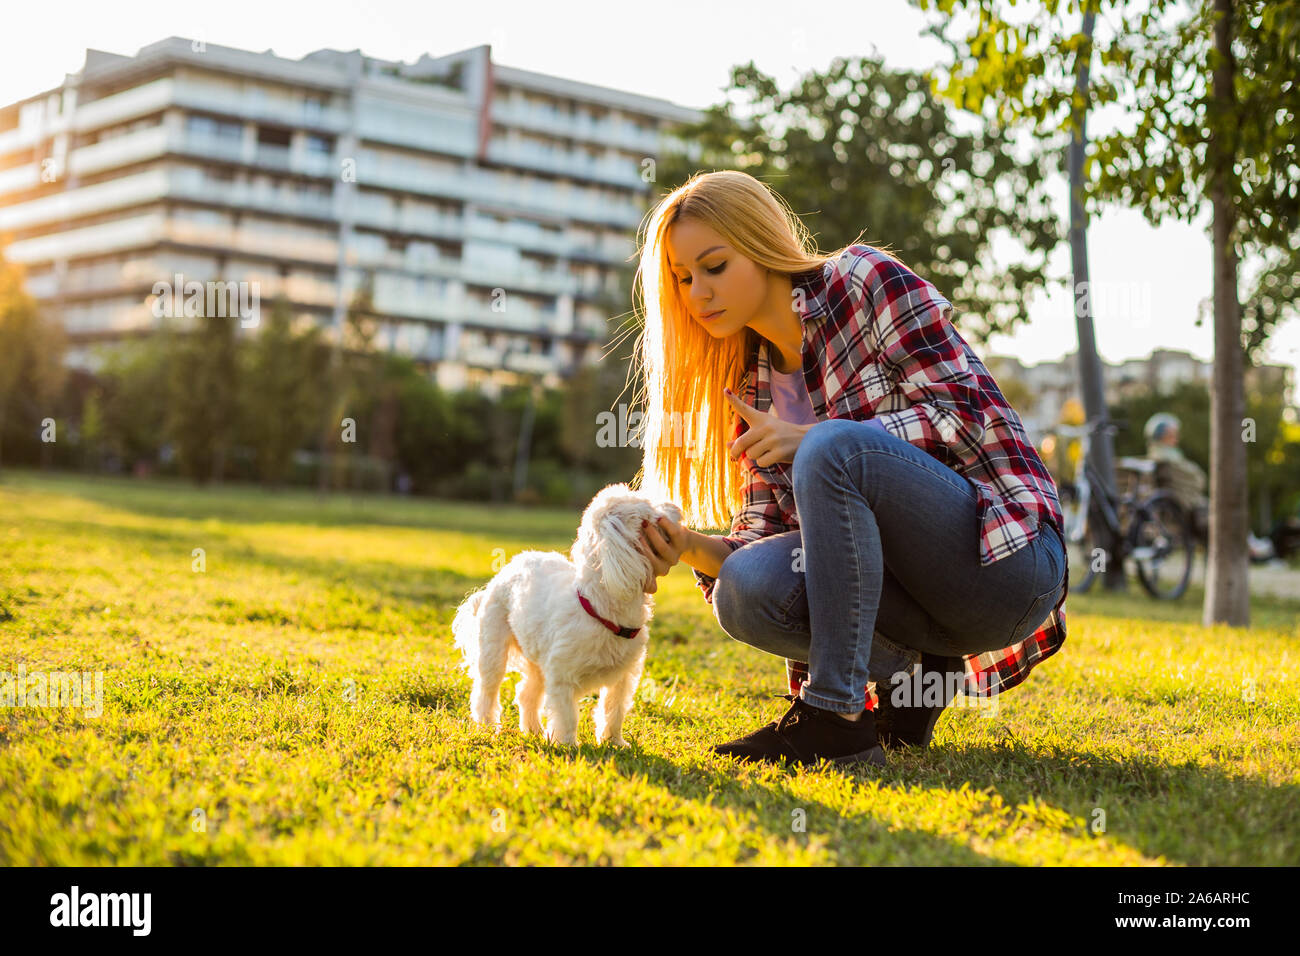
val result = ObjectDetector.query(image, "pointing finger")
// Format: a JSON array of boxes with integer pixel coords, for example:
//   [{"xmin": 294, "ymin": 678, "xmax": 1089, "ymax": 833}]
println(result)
[{"xmin": 724, "ymin": 387, "xmax": 763, "ymax": 423}]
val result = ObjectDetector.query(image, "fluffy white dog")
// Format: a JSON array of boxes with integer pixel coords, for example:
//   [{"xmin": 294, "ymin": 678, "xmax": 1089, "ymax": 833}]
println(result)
[{"xmin": 451, "ymin": 483, "xmax": 683, "ymax": 747}]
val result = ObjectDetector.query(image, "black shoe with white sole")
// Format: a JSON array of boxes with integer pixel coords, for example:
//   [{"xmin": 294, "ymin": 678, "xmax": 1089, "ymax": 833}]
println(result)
[{"xmin": 711, "ymin": 694, "xmax": 886, "ymax": 768}]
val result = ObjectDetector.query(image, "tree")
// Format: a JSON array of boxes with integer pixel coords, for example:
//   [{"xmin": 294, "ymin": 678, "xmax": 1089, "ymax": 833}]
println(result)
[
  {"xmin": 92, "ymin": 336, "xmax": 170, "ymax": 472},
  {"xmin": 654, "ymin": 52, "xmax": 1063, "ymax": 344},
  {"xmin": 0, "ymin": 250, "xmax": 66, "ymax": 473},
  {"xmin": 242, "ymin": 295, "xmax": 326, "ymax": 486},
  {"xmin": 560, "ymin": 254, "xmax": 644, "ymax": 489},
  {"xmin": 910, "ymin": 0, "xmax": 1300, "ymax": 625},
  {"xmin": 318, "ymin": 272, "xmax": 382, "ymax": 491},
  {"xmin": 163, "ymin": 308, "xmax": 239, "ymax": 484},
  {"xmin": 388, "ymin": 355, "xmax": 455, "ymax": 495}
]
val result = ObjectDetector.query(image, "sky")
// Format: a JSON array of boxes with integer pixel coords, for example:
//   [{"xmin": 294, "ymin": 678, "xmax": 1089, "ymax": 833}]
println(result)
[{"xmin": 2, "ymin": 0, "xmax": 1296, "ymax": 396}]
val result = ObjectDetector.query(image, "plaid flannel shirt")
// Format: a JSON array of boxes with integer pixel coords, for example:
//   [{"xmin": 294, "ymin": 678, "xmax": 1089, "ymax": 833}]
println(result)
[{"xmin": 692, "ymin": 244, "xmax": 1068, "ymax": 706}]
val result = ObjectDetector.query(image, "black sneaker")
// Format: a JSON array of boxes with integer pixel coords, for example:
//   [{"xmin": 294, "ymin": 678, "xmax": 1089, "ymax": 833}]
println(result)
[
  {"xmin": 874, "ymin": 652, "xmax": 964, "ymax": 749},
  {"xmin": 711, "ymin": 694, "xmax": 886, "ymax": 768}
]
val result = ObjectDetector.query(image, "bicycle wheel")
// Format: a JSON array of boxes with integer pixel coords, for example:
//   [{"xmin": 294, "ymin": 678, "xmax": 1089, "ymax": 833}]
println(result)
[{"xmin": 1132, "ymin": 493, "xmax": 1194, "ymax": 599}]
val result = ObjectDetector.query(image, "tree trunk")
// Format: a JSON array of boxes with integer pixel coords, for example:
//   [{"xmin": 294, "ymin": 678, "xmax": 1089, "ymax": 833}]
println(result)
[
  {"xmin": 1204, "ymin": 0, "xmax": 1250, "ymax": 626},
  {"xmin": 1068, "ymin": 6, "xmax": 1126, "ymax": 589}
]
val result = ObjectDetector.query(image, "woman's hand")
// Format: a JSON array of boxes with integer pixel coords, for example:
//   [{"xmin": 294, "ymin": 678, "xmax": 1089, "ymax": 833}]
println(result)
[
  {"xmin": 637, "ymin": 515, "xmax": 690, "ymax": 594},
  {"xmin": 724, "ymin": 388, "xmax": 812, "ymax": 467}
]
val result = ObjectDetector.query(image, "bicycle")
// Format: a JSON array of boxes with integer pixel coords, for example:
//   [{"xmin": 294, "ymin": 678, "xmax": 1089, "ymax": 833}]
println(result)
[{"xmin": 1054, "ymin": 415, "xmax": 1196, "ymax": 600}]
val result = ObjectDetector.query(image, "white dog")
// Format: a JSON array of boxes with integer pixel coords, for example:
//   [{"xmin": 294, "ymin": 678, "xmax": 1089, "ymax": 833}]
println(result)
[{"xmin": 451, "ymin": 483, "xmax": 683, "ymax": 747}]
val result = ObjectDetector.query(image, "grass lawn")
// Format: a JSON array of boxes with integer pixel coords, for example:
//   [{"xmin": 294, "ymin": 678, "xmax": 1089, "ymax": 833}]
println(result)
[{"xmin": 1, "ymin": 469, "xmax": 1297, "ymax": 865}]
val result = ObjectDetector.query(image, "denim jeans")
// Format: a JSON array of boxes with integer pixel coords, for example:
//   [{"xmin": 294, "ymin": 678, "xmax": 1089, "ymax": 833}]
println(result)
[{"xmin": 711, "ymin": 417, "xmax": 1067, "ymax": 714}]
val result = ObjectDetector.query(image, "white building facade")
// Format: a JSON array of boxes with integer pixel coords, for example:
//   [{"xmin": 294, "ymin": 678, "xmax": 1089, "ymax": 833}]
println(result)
[{"xmin": 0, "ymin": 37, "xmax": 701, "ymax": 394}]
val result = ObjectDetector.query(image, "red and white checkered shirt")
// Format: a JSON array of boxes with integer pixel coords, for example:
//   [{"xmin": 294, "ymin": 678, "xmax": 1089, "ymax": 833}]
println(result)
[{"xmin": 692, "ymin": 244, "xmax": 1068, "ymax": 706}]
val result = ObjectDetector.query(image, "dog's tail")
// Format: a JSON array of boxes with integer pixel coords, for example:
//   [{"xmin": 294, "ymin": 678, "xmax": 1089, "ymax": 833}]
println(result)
[{"xmin": 451, "ymin": 586, "xmax": 488, "ymax": 673}]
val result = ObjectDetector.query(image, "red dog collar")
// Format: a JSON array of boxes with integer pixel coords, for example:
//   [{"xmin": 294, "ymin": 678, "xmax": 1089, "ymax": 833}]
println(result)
[{"xmin": 576, "ymin": 587, "xmax": 642, "ymax": 639}]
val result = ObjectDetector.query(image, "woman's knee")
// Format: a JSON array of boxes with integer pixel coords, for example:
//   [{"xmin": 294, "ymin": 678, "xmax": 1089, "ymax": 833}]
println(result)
[
  {"xmin": 712, "ymin": 546, "xmax": 786, "ymax": 635},
  {"xmin": 792, "ymin": 417, "xmax": 886, "ymax": 488},
  {"xmin": 711, "ymin": 549, "xmax": 748, "ymax": 631}
]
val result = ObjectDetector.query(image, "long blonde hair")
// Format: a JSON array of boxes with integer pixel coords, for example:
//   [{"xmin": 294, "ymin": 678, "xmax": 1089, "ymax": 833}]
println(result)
[{"xmin": 627, "ymin": 169, "xmax": 896, "ymax": 531}]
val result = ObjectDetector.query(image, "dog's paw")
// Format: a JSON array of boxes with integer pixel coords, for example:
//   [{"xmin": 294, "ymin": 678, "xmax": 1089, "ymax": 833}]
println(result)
[
  {"xmin": 544, "ymin": 727, "xmax": 578, "ymax": 747},
  {"xmin": 599, "ymin": 736, "xmax": 631, "ymax": 749}
]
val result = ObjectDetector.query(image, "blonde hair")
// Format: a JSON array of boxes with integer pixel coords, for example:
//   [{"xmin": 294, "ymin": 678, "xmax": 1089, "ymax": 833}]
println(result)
[{"xmin": 627, "ymin": 169, "xmax": 900, "ymax": 531}]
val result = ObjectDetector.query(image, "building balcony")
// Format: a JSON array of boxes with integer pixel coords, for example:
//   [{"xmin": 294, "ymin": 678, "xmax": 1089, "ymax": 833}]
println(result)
[
  {"xmin": 0, "ymin": 162, "xmax": 40, "ymax": 198},
  {"xmin": 489, "ymin": 102, "xmax": 664, "ymax": 155},
  {"xmin": 0, "ymin": 167, "xmax": 169, "ymax": 232},
  {"xmin": 370, "ymin": 285, "xmax": 458, "ymax": 322},
  {"xmin": 485, "ymin": 140, "xmax": 645, "ymax": 189},
  {"xmin": 67, "ymin": 125, "xmax": 170, "ymax": 179},
  {"xmin": 3, "ymin": 210, "xmax": 167, "ymax": 263},
  {"xmin": 164, "ymin": 217, "xmax": 338, "ymax": 263},
  {"xmin": 171, "ymin": 82, "xmax": 349, "ymax": 133},
  {"xmin": 460, "ymin": 303, "xmax": 569, "ymax": 336},
  {"xmin": 504, "ymin": 351, "xmax": 560, "ymax": 375},
  {"xmin": 354, "ymin": 160, "xmax": 477, "ymax": 202},
  {"xmin": 167, "ymin": 166, "xmax": 336, "ymax": 220},
  {"xmin": 347, "ymin": 202, "xmax": 463, "ymax": 240},
  {"xmin": 464, "ymin": 259, "xmax": 571, "ymax": 297},
  {"xmin": 172, "ymin": 130, "xmax": 338, "ymax": 179}
]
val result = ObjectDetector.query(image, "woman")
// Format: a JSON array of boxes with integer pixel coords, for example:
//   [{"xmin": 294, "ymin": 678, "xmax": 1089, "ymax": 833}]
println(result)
[{"xmin": 629, "ymin": 170, "xmax": 1068, "ymax": 768}]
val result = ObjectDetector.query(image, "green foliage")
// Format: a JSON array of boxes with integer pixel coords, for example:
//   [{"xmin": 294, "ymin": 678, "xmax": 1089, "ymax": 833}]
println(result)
[
  {"xmin": 241, "ymin": 296, "xmax": 327, "ymax": 487},
  {"xmin": 163, "ymin": 310, "xmax": 240, "ymax": 484},
  {"xmin": 0, "ymin": 249, "xmax": 66, "ymax": 471},
  {"xmin": 913, "ymin": 0, "xmax": 1300, "ymax": 355},
  {"xmin": 88, "ymin": 337, "xmax": 170, "ymax": 473},
  {"xmin": 1, "ymin": 256, "xmax": 656, "ymax": 503}
]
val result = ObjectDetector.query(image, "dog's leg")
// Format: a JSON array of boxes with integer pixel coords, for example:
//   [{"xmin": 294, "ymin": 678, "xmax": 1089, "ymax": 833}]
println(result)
[
  {"xmin": 469, "ymin": 602, "xmax": 512, "ymax": 729},
  {"xmin": 515, "ymin": 659, "xmax": 545, "ymax": 735},
  {"xmin": 595, "ymin": 646, "xmax": 645, "ymax": 748},
  {"xmin": 541, "ymin": 681, "xmax": 580, "ymax": 746}
]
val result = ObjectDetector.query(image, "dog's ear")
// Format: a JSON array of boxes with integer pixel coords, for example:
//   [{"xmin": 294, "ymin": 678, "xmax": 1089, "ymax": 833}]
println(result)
[
  {"xmin": 658, "ymin": 500, "xmax": 685, "ymax": 524},
  {"xmin": 593, "ymin": 510, "xmax": 649, "ymax": 600},
  {"xmin": 572, "ymin": 488, "xmax": 649, "ymax": 600}
]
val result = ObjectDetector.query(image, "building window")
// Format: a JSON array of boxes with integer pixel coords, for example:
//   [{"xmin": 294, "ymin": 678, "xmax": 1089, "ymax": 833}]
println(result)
[
  {"xmin": 187, "ymin": 114, "xmax": 243, "ymax": 142},
  {"xmin": 257, "ymin": 125, "xmax": 292, "ymax": 147},
  {"xmin": 304, "ymin": 94, "xmax": 328, "ymax": 119}
]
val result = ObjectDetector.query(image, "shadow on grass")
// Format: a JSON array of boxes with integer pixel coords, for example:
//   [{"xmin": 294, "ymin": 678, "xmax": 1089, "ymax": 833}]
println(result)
[
  {"xmin": 2, "ymin": 469, "xmax": 580, "ymax": 542},
  {"xmin": 913, "ymin": 737, "xmax": 1300, "ymax": 866},
  {"xmin": 12, "ymin": 514, "xmax": 492, "ymax": 627},
  {"xmin": 525, "ymin": 741, "xmax": 999, "ymax": 865},
  {"xmin": 445, "ymin": 696, "xmax": 1298, "ymax": 865}
]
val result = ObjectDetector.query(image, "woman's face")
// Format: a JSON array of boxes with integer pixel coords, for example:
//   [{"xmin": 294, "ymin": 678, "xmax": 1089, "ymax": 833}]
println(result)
[{"xmin": 665, "ymin": 219, "xmax": 769, "ymax": 339}]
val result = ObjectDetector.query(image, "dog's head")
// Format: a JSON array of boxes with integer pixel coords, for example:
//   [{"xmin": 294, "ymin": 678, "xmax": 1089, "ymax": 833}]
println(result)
[{"xmin": 571, "ymin": 483, "xmax": 685, "ymax": 601}]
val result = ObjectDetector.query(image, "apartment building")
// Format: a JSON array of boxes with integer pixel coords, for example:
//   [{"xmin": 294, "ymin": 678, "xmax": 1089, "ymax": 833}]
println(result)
[{"xmin": 0, "ymin": 37, "xmax": 702, "ymax": 394}]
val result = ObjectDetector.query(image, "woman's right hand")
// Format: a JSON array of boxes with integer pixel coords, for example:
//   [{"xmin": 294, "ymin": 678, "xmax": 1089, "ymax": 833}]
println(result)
[{"xmin": 637, "ymin": 515, "xmax": 690, "ymax": 592}]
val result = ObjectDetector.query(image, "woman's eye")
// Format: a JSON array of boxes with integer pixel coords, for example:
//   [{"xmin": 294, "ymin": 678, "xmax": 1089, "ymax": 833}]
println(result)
[{"xmin": 678, "ymin": 263, "xmax": 726, "ymax": 285}]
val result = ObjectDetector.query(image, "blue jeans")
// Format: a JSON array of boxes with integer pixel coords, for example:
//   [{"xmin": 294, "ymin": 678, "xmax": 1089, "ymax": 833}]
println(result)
[{"xmin": 711, "ymin": 417, "xmax": 1067, "ymax": 714}]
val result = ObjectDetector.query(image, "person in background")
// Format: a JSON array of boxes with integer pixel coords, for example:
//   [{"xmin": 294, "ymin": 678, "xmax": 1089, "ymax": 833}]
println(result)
[
  {"xmin": 1144, "ymin": 412, "xmax": 1274, "ymax": 561},
  {"xmin": 1143, "ymin": 413, "xmax": 1207, "ymax": 515}
]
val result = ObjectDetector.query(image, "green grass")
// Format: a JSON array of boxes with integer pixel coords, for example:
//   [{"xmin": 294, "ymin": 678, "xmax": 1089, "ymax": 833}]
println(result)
[{"xmin": 1, "ymin": 468, "xmax": 1297, "ymax": 865}]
